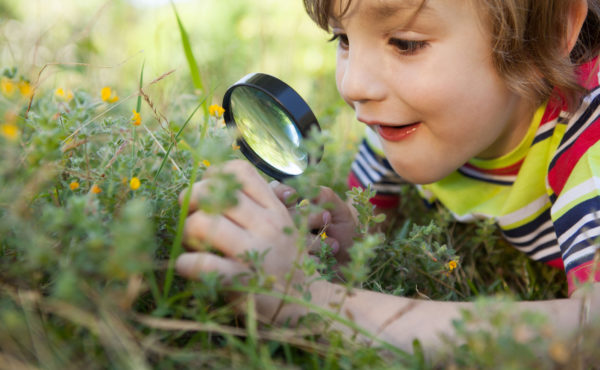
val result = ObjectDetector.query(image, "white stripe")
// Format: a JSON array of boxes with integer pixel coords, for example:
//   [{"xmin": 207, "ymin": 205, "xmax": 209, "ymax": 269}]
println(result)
[
  {"xmin": 536, "ymin": 118, "xmax": 557, "ymax": 135},
  {"xmin": 355, "ymin": 154, "xmax": 382, "ymax": 183},
  {"xmin": 562, "ymin": 225, "xmax": 600, "ymax": 257},
  {"xmin": 555, "ymin": 89, "xmax": 600, "ymax": 154},
  {"xmin": 564, "ymin": 246, "xmax": 600, "ymax": 269},
  {"xmin": 351, "ymin": 161, "xmax": 373, "ymax": 187},
  {"xmin": 530, "ymin": 244, "xmax": 561, "ymax": 261},
  {"xmin": 359, "ymin": 144, "xmax": 394, "ymax": 176},
  {"xmin": 503, "ymin": 219, "xmax": 553, "ymax": 245},
  {"xmin": 450, "ymin": 211, "xmax": 493, "ymax": 223},
  {"xmin": 557, "ymin": 210, "xmax": 600, "ymax": 245},
  {"xmin": 551, "ymin": 177, "xmax": 600, "ymax": 215},
  {"xmin": 511, "ymin": 230, "xmax": 556, "ymax": 253},
  {"xmin": 459, "ymin": 166, "xmax": 517, "ymax": 183},
  {"xmin": 372, "ymin": 183, "xmax": 404, "ymax": 193},
  {"xmin": 498, "ymin": 195, "xmax": 549, "ymax": 227}
]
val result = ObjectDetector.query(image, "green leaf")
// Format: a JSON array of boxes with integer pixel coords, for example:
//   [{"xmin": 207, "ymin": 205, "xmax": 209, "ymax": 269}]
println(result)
[{"xmin": 171, "ymin": 1, "xmax": 203, "ymax": 92}]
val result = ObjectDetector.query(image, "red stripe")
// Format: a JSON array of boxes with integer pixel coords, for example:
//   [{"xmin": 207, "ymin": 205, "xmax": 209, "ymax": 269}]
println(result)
[
  {"xmin": 577, "ymin": 57, "xmax": 599, "ymax": 90},
  {"xmin": 545, "ymin": 257, "xmax": 564, "ymax": 269},
  {"xmin": 567, "ymin": 259, "xmax": 600, "ymax": 296},
  {"xmin": 463, "ymin": 159, "xmax": 524, "ymax": 176},
  {"xmin": 347, "ymin": 172, "xmax": 400, "ymax": 208},
  {"xmin": 548, "ymin": 118, "xmax": 600, "ymax": 195}
]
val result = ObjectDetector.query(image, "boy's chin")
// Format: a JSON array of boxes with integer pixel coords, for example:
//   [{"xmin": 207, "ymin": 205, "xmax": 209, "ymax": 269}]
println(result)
[{"xmin": 392, "ymin": 164, "xmax": 456, "ymax": 185}]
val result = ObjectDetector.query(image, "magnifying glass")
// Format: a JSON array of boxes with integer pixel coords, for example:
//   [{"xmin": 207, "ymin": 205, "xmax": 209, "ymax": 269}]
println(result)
[{"xmin": 222, "ymin": 73, "xmax": 322, "ymax": 181}]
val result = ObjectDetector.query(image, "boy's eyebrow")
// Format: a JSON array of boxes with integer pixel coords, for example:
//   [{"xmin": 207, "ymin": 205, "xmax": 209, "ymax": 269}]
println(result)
[{"xmin": 328, "ymin": 0, "xmax": 435, "ymax": 26}]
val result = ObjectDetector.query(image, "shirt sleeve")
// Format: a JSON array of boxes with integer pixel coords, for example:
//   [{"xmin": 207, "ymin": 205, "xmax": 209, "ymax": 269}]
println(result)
[
  {"xmin": 548, "ymin": 89, "xmax": 600, "ymax": 296},
  {"xmin": 347, "ymin": 128, "xmax": 405, "ymax": 208}
]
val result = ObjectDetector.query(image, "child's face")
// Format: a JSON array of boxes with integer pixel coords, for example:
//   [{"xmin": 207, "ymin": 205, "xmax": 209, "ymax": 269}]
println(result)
[{"xmin": 332, "ymin": 0, "xmax": 535, "ymax": 184}]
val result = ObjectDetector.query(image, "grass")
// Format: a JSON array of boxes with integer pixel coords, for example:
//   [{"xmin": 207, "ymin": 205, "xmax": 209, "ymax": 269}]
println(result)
[{"xmin": 1, "ymin": 0, "xmax": 600, "ymax": 368}]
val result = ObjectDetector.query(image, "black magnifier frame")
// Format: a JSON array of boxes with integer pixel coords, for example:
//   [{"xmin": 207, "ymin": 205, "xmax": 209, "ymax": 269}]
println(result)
[{"xmin": 222, "ymin": 73, "xmax": 322, "ymax": 181}]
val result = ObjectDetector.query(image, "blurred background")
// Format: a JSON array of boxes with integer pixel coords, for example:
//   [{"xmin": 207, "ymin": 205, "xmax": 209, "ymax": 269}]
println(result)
[{"xmin": 0, "ymin": 0, "xmax": 358, "ymax": 133}]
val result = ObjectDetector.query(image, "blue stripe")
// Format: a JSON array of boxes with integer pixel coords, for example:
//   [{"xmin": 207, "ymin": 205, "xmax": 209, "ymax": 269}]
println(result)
[
  {"xmin": 549, "ymin": 91, "xmax": 600, "ymax": 170},
  {"xmin": 537, "ymin": 250, "xmax": 562, "ymax": 263},
  {"xmin": 564, "ymin": 249, "xmax": 597, "ymax": 273},
  {"xmin": 522, "ymin": 240, "xmax": 558, "ymax": 258},
  {"xmin": 457, "ymin": 168, "xmax": 514, "ymax": 186},
  {"xmin": 508, "ymin": 225, "xmax": 555, "ymax": 248},
  {"xmin": 501, "ymin": 207, "xmax": 552, "ymax": 239},
  {"xmin": 361, "ymin": 138, "xmax": 395, "ymax": 171},
  {"xmin": 553, "ymin": 196, "xmax": 600, "ymax": 236},
  {"xmin": 531, "ymin": 128, "xmax": 554, "ymax": 145}
]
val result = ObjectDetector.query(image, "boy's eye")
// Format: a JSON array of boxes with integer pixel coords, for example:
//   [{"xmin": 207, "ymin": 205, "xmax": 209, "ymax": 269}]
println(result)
[
  {"xmin": 329, "ymin": 33, "xmax": 349, "ymax": 50},
  {"xmin": 389, "ymin": 39, "xmax": 428, "ymax": 55}
]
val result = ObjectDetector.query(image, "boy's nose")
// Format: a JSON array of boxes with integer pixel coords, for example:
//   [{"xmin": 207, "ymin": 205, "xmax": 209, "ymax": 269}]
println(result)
[{"xmin": 338, "ymin": 49, "xmax": 386, "ymax": 105}]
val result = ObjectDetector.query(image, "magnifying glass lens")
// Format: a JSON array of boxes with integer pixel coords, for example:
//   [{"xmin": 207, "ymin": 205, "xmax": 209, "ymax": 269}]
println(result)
[{"xmin": 230, "ymin": 86, "xmax": 307, "ymax": 175}]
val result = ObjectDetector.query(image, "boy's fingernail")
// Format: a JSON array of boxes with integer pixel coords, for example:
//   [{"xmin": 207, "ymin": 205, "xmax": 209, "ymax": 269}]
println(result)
[
  {"xmin": 283, "ymin": 190, "xmax": 293, "ymax": 200},
  {"xmin": 175, "ymin": 253, "xmax": 196, "ymax": 275},
  {"xmin": 323, "ymin": 211, "xmax": 332, "ymax": 225},
  {"xmin": 331, "ymin": 240, "xmax": 339, "ymax": 254}
]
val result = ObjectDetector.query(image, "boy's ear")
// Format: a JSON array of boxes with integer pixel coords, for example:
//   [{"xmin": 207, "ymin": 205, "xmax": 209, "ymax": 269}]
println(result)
[{"xmin": 565, "ymin": 0, "xmax": 588, "ymax": 55}]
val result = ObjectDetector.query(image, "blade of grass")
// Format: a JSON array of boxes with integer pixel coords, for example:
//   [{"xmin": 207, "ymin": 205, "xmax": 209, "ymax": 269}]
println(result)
[
  {"xmin": 163, "ymin": 158, "xmax": 199, "ymax": 299},
  {"xmin": 171, "ymin": 1, "xmax": 203, "ymax": 92},
  {"xmin": 152, "ymin": 97, "xmax": 205, "ymax": 186},
  {"xmin": 132, "ymin": 61, "xmax": 145, "ymax": 176}
]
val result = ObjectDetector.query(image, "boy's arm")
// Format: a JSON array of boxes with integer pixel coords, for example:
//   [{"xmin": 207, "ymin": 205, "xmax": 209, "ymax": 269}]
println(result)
[{"xmin": 308, "ymin": 280, "xmax": 598, "ymax": 352}]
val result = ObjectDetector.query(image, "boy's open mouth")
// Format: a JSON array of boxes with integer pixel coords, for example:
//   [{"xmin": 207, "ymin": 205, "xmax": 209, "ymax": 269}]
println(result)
[{"xmin": 376, "ymin": 122, "xmax": 420, "ymax": 141}]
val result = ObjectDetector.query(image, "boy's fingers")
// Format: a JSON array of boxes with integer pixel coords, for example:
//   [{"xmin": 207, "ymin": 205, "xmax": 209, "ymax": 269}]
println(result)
[
  {"xmin": 184, "ymin": 211, "xmax": 255, "ymax": 257},
  {"xmin": 269, "ymin": 180, "xmax": 297, "ymax": 206},
  {"xmin": 219, "ymin": 160, "xmax": 284, "ymax": 210},
  {"xmin": 176, "ymin": 252, "xmax": 250, "ymax": 285},
  {"xmin": 307, "ymin": 235, "xmax": 340, "ymax": 255}
]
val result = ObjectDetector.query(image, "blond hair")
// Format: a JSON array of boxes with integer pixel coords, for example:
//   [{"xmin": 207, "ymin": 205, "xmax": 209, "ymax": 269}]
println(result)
[{"xmin": 303, "ymin": 0, "xmax": 600, "ymax": 111}]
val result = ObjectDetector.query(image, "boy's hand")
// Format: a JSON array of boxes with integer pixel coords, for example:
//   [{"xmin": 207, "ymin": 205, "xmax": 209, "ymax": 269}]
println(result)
[
  {"xmin": 269, "ymin": 181, "xmax": 358, "ymax": 265},
  {"xmin": 175, "ymin": 160, "xmax": 318, "ymax": 323}
]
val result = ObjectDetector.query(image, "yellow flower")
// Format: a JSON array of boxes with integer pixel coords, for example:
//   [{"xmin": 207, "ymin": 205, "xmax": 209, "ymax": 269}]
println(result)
[
  {"xmin": 129, "ymin": 177, "xmax": 141, "ymax": 190},
  {"xmin": 1, "ymin": 77, "xmax": 15, "ymax": 97},
  {"xmin": 1, "ymin": 123, "xmax": 19, "ymax": 141},
  {"xmin": 100, "ymin": 86, "xmax": 119, "ymax": 103},
  {"xmin": 18, "ymin": 81, "xmax": 33, "ymax": 98},
  {"xmin": 232, "ymin": 142, "xmax": 240, "ymax": 151},
  {"xmin": 298, "ymin": 199, "xmax": 310, "ymax": 208},
  {"xmin": 91, "ymin": 184, "xmax": 102, "ymax": 194},
  {"xmin": 69, "ymin": 181, "xmax": 80, "ymax": 190},
  {"xmin": 202, "ymin": 159, "xmax": 211, "ymax": 167},
  {"xmin": 55, "ymin": 87, "xmax": 73, "ymax": 102},
  {"xmin": 447, "ymin": 260, "xmax": 458, "ymax": 272},
  {"xmin": 131, "ymin": 109, "xmax": 142, "ymax": 126},
  {"xmin": 321, "ymin": 231, "xmax": 328, "ymax": 240},
  {"xmin": 209, "ymin": 104, "xmax": 225, "ymax": 117}
]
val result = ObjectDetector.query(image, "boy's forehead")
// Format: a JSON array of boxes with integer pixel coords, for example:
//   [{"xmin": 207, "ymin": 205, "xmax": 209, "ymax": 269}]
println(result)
[{"xmin": 329, "ymin": 0, "xmax": 435, "ymax": 25}]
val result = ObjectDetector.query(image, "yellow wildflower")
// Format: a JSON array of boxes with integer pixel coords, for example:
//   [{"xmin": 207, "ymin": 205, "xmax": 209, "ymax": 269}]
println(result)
[
  {"xmin": 91, "ymin": 184, "xmax": 102, "ymax": 194},
  {"xmin": 1, "ymin": 77, "xmax": 15, "ymax": 97},
  {"xmin": 100, "ymin": 86, "xmax": 119, "ymax": 103},
  {"xmin": 209, "ymin": 104, "xmax": 225, "ymax": 118},
  {"xmin": 298, "ymin": 199, "xmax": 310, "ymax": 208},
  {"xmin": 1, "ymin": 123, "xmax": 19, "ymax": 141},
  {"xmin": 18, "ymin": 81, "xmax": 33, "ymax": 98},
  {"xmin": 69, "ymin": 181, "xmax": 80, "ymax": 190},
  {"xmin": 129, "ymin": 177, "xmax": 141, "ymax": 190},
  {"xmin": 321, "ymin": 231, "xmax": 328, "ymax": 240},
  {"xmin": 447, "ymin": 260, "xmax": 458, "ymax": 272},
  {"xmin": 131, "ymin": 110, "xmax": 142, "ymax": 126},
  {"xmin": 202, "ymin": 159, "xmax": 211, "ymax": 167},
  {"xmin": 232, "ymin": 142, "xmax": 240, "ymax": 151},
  {"xmin": 55, "ymin": 87, "xmax": 74, "ymax": 102}
]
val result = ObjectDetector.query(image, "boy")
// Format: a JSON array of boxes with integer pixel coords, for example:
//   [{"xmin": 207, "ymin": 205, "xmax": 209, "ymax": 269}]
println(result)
[{"xmin": 176, "ymin": 0, "xmax": 600, "ymax": 352}]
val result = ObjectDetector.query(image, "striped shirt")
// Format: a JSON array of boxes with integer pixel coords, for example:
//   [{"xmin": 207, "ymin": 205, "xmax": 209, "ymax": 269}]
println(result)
[{"xmin": 348, "ymin": 57, "xmax": 600, "ymax": 295}]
